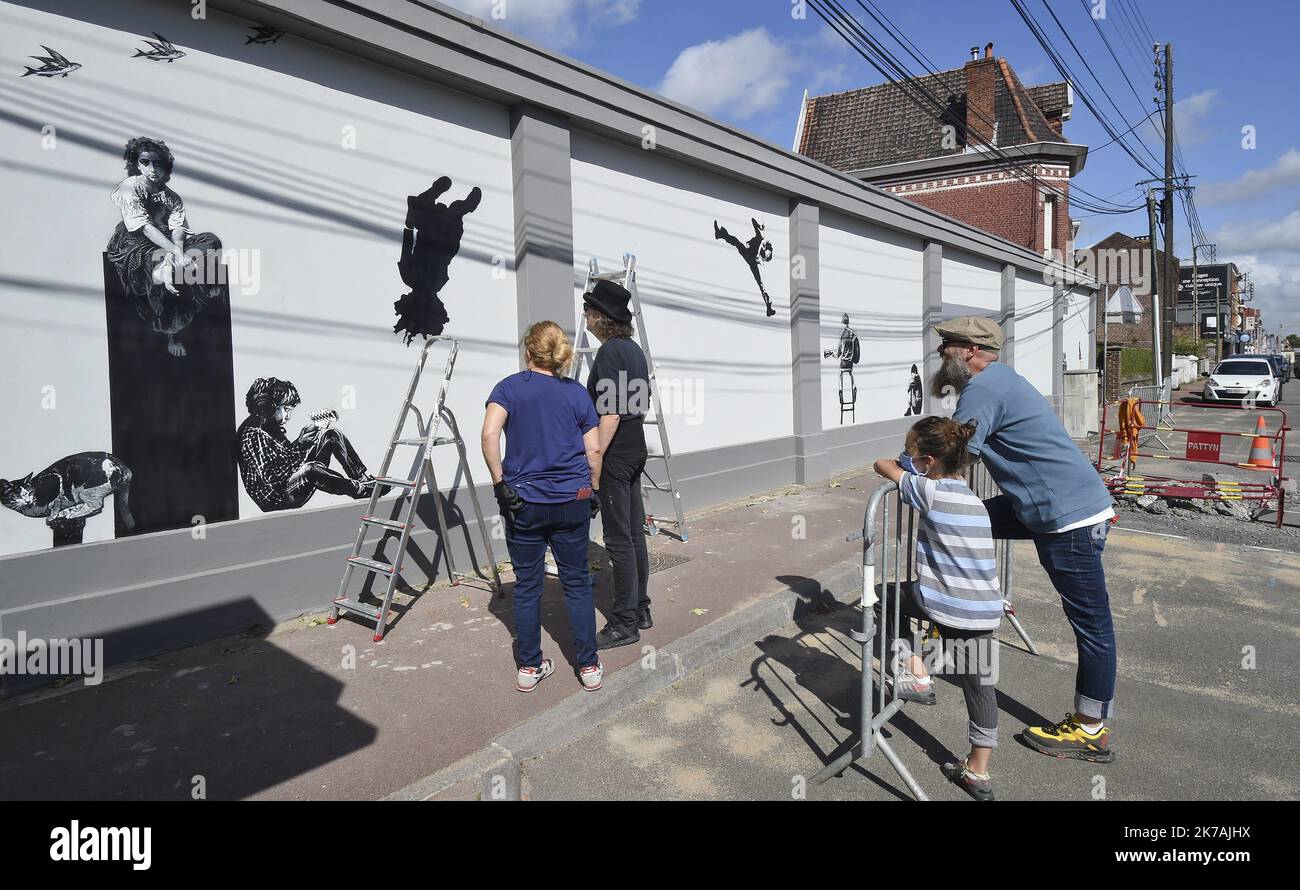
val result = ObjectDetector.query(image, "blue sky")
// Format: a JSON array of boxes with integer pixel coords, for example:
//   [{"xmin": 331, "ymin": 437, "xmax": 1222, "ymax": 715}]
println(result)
[{"xmin": 443, "ymin": 0, "xmax": 1300, "ymax": 335}]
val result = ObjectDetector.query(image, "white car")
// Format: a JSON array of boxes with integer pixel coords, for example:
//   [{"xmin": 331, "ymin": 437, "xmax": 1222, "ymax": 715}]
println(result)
[{"xmin": 1203, "ymin": 358, "xmax": 1279, "ymax": 407}]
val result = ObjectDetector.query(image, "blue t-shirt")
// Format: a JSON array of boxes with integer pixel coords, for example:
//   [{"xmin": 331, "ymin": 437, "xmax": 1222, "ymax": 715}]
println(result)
[
  {"xmin": 486, "ymin": 371, "xmax": 599, "ymax": 504},
  {"xmin": 954, "ymin": 361, "xmax": 1113, "ymax": 533}
]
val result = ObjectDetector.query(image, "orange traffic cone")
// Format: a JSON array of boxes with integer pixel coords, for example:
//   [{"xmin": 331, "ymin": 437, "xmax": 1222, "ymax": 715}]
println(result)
[{"xmin": 1246, "ymin": 415, "xmax": 1276, "ymax": 471}]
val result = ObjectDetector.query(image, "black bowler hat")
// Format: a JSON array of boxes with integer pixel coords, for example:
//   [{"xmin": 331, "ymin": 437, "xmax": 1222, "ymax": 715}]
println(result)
[{"xmin": 583, "ymin": 279, "xmax": 633, "ymax": 324}]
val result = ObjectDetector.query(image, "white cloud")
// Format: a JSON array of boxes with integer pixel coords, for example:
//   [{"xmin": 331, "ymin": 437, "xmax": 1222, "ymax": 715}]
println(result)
[
  {"xmin": 657, "ymin": 28, "xmax": 794, "ymax": 120},
  {"xmin": 441, "ymin": 0, "xmax": 639, "ymax": 51},
  {"xmin": 1200, "ymin": 148, "xmax": 1300, "ymax": 207},
  {"xmin": 1143, "ymin": 88, "xmax": 1217, "ymax": 147},
  {"xmin": 1217, "ymin": 209, "xmax": 1300, "ymax": 254}
]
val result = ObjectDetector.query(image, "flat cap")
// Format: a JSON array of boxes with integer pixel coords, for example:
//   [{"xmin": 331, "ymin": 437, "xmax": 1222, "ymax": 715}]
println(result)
[{"xmin": 935, "ymin": 316, "xmax": 1003, "ymax": 350}]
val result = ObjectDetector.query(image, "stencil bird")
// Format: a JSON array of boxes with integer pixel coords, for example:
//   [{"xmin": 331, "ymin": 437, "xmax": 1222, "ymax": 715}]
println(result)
[
  {"xmin": 20, "ymin": 46, "xmax": 81, "ymax": 78},
  {"xmin": 244, "ymin": 25, "xmax": 284, "ymax": 45},
  {"xmin": 132, "ymin": 33, "xmax": 186, "ymax": 62}
]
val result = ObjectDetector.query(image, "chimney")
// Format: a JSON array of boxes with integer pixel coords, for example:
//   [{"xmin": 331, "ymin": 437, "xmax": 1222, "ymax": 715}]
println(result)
[
  {"xmin": 970, "ymin": 46, "xmax": 978, "ymax": 60},
  {"xmin": 964, "ymin": 42, "xmax": 998, "ymax": 146}
]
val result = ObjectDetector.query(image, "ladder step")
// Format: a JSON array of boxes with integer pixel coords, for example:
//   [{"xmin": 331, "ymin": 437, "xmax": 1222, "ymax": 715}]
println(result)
[
  {"xmin": 376, "ymin": 476, "xmax": 418, "ymax": 489},
  {"xmin": 362, "ymin": 516, "xmax": 408, "ymax": 532},
  {"xmin": 575, "ymin": 346, "xmax": 599, "ymax": 354},
  {"xmin": 394, "ymin": 437, "xmax": 455, "ymax": 447},
  {"xmin": 348, "ymin": 556, "xmax": 397, "ymax": 575},
  {"xmin": 332, "ymin": 597, "xmax": 397, "ymax": 622},
  {"xmin": 591, "ymin": 271, "xmax": 627, "ymax": 281}
]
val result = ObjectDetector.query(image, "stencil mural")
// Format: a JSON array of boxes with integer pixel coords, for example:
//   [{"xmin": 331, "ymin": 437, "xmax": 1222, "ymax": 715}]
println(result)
[
  {"xmin": 19, "ymin": 45, "xmax": 81, "ymax": 78},
  {"xmin": 236, "ymin": 378, "xmax": 385, "ymax": 512},
  {"xmin": 106, "ymin": 137, "xmax": 225, "ymax": 358},
  {"xmin": 394, "ymin": 176, "xmax": 482, "ymax": 345},
  {"xmin": 713, "ymin": 217, "xmax": 776, "ymax": 317},
  {"xmin": 132, "ymin": 33, "xmax": 185, "ymax": 63},
  {"xmin": 905, "ymin": 363, "xmax": 923, "ymax": 416},
  {"xmin": 824, "ymin": 313, "xmax": 860, "ymax": 423},
  {"xmin": 103, "ymin": 136, "xmax": 238, "ymax": 537},
  {"xmin": 245, "ymin": 25, "xmax": 284, "ymax": 45},
  {"xmin": 1, "ymin": 453, "xmax": 134, "ymax": 547}
]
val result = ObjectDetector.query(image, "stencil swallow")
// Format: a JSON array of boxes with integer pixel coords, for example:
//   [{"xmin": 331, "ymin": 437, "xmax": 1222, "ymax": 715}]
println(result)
[
  {"xmin": 244, "ymin": 25, "xmax": 284, "ymax": 45},
  {"xmin": 20, "ymin": 46, "xmax": 82, "ymax": 78},
  {"xmin": 132, "ymin": 32, "xmax": 186, "ymax": 63}
]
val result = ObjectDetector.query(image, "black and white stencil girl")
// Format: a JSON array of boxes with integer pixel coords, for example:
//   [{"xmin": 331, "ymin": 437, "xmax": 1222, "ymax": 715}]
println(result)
[
  {"xmin": 235, "ymin": 377, "xmax": 384, "ymax": 512},
  {"xmin": 905, "ymin": 363, "xmax": 924, "ymax": 416},
  {"xmin": 0, "ymin": 452, "xmax": 134, "ymax": 547},
  {"xmin": 106, "ymin": 137, "xmax": 224, "ymax": 357},
  {"xmin": 713, "ymin": 217, "xmax": 775, "ymax": 317},
  {"xmin": 394, "ymin": 176, "xmax": 482, "ymax": 345}
]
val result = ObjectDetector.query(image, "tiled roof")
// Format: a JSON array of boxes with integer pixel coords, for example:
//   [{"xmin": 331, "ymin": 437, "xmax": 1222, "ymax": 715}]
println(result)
[{"xmin": 798, "ymin": 60, "xmax": 1069, "ymax": 172}]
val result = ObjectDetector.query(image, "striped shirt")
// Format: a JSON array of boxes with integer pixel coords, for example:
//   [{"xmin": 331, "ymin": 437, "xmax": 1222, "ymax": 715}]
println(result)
[{"xmin": 899, "ymin": 472, "xmax": 1002, "ymax": 632}]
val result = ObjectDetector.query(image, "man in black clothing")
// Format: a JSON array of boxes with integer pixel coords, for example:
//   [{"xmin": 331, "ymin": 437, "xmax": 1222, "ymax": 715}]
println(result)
[{"xmin": 583, "ymin": 279, "xmax": 651, "ymax": 650}]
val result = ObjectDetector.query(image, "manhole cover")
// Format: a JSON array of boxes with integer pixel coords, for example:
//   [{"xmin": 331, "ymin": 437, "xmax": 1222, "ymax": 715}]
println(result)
[{"xmin": 649, "ymin": 551, "xmax": 691, "ymax": 575}]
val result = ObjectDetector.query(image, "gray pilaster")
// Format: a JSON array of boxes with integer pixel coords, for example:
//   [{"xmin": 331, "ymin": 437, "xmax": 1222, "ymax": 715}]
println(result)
[
  {"xmin": 1000, "ymin": 264, "xmax": 1016, "ymax": 368},
  {"xmin": 1052, "ymin": 282, "xmax": 1065, "ymax": 414},
  {"xmin": 789, "ymin": 199, "xmax": 829, "ymax": 483},
  {"xmin": 510, "ymin": 104, "xmax": 575, "ymax": 357},
  {"xmin": 922, "ymin": 242, "xmax": 943, "ymax": 412}
]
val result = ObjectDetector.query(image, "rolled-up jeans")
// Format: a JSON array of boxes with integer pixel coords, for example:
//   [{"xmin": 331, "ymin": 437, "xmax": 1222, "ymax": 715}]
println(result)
[
  {"xmin": 504, "ymin": 499, "xmax": 598, "ymax": 670},
  {"xmin": 983, "ymin": 495, "xmax": 1116, "ymax": 720}
]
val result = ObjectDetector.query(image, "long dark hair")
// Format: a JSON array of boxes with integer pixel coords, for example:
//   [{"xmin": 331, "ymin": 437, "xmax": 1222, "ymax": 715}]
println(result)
[
  {"xmin": 910, "ymin": 416, "xmax": 978, "ymax": 475},
  {"xmin": 123, "ymin": 136, "xmax": 175, "ymax": 184}
]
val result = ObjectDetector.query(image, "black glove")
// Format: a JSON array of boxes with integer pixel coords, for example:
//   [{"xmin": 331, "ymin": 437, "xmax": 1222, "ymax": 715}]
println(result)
[
  {"xmin": 589, "ymin": 488, "xmax": 602, "ymax": 518},
  {"xmin": 494, "ymin": 480, "xmax": 525, "ymax": 517}
]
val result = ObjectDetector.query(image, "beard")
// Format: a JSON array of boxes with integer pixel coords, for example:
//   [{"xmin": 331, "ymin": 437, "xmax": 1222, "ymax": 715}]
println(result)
[{"xmin": 929, "ymin": 354, "xmax": 973, "ymax": 400}]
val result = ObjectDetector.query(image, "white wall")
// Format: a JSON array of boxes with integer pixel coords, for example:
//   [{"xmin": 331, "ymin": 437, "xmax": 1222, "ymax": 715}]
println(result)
[
  {"xmin": 0, "ymin": 1, "xmax": 517, "ymax": 556},
  {"xmin": 1015, "ymin": 274, "xmax": 1055, "ymax": 396},
  {"xmin": 570, "ymin": 131, "xmax": 793, "ymax": 456},
  {"xmin": 1061, "ymin": 286, "xmax": 1093, "ymax": 371},
  {"xmin": 941, "ymin": 249, "xmax": 1002, "ymax": 316},
  {"xmin": 818, "ymin": 210, "xmax": 923, "ymax": 427}
]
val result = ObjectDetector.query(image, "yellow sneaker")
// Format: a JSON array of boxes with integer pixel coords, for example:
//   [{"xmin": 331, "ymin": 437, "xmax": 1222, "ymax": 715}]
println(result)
[{"xmin": 1019, "ymin": 713, "xmax": 1115, "ymax": 763}]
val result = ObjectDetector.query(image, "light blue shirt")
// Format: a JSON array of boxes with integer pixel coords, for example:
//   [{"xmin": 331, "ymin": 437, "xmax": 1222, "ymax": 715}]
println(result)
[{"xmin": 955, "ymin": 362, "xmax": 1114, "ymax": 534}]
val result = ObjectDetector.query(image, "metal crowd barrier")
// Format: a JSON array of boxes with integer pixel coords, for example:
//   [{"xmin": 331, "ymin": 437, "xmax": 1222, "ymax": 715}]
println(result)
[
  {"xmin": 1127, "ymin": 376, "xmax": 1175, "ymax": 448},
  {"xmin": 810, "ymin": 468, "xmax": 1036, "ymax": 799}
]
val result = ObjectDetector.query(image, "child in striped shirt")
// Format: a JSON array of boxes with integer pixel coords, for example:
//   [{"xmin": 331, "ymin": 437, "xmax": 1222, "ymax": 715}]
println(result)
[{"xmin": 872, "ymin": 416, "xmax": 1002, "ymax": 800}]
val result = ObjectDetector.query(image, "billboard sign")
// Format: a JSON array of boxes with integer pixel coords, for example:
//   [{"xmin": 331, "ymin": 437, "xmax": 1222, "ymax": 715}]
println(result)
[{"xmin": 1178, "ymin": 264, "xmax": 1231, "ymax": 307}]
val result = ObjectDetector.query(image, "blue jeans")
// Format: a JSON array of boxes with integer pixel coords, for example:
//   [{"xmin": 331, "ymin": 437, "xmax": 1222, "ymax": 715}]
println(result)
[
  {"xmin": 983, "ymin": 496, "xmax": 1117, "ymax": 720},
  {"xmin": 504, "ymin": 499, "xmax": 598, "ymax": 670}
]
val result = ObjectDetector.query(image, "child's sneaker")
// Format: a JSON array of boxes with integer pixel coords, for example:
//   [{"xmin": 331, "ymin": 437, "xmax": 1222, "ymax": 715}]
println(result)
[
  {"xmin": 579, "ymin": 661, "xmax": 603, "ymax": 692},
  {"xmin": 1019, "ymin": 713, "xmax": 1115, "ymax": 763},
  {"xmin": 941, "ymin": 760, "xmax": 995, "ymax": 801},
  {"xmin": 892, "ymin": 668, "xmax": 936, "ymax": 705},
  {"xmin": 516, "ymin": 658, "xmax": 554, "ymax": 693}
]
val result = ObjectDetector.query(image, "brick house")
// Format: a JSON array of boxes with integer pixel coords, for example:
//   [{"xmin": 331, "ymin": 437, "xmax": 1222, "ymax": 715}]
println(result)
[
  {"xmin": 1080, "ymin": 231, "xmax": 1180, "ymax": 349},
  {"xmin": 794, "ymin": 43, "xmax": 1085, "ymax": 260}
]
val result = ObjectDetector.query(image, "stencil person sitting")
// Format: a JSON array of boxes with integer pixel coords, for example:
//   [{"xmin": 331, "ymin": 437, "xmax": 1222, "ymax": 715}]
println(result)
[{"xmin": 235, "ymin": 377, "xmax": 383, "ymax": 512}]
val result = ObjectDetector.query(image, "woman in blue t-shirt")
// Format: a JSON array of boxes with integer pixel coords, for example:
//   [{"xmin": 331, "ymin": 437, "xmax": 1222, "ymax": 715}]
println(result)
[{"xmin": 481, "ymin": 321, "xmax": 605, "ymax": 694}]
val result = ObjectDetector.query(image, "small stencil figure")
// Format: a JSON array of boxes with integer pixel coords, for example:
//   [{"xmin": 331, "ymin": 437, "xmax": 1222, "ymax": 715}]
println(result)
[
  {"xmin": 713, "ymin": 217, "xmax": 776, "ymax": 317},
  {"xmin": 1, "ymin": 452, "xmax": 134, "ymax": 547},
  {"xmin": 824, "ymin": 313, "xmax": 860, "ymax": 423},
  {"xmin": 235, "ymin": 377, "xmax": 384, "ymax": 511},
  {"xmin": 905, "ymin": 363, "xmax": 924, "ymax": 416},
  {"xmin": 394, "ymin": 176, "xmax": 482, "ymax": 345},
  {"xmin": 106, "ymin": 137, "xmax": 225, "ymax": 357}
]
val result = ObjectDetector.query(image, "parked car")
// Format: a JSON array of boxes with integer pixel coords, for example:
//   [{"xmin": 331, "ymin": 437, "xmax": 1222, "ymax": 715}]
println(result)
[
  {"xmin": 1270, "ymin": 354, "xmax": 1292, "ymax": 383},
  {"xmin": 1202, "ymin": 357, "xmax": 1279, "ymax": 407},
  {"xmin": 1235, "ymin": 352, "xmax": 1289, "ymax": 387}
]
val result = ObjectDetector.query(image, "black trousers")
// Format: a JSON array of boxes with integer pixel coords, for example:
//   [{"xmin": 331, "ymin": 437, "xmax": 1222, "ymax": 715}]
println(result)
[{"xmin": 601, "ymin": 454, "xmax": 650, "ymax": 630}]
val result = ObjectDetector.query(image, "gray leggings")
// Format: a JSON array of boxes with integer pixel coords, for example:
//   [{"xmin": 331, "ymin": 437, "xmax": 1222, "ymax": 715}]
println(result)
[{"xmin": 875, "ymin": 581, "xmax": 999, "ymax": 749}]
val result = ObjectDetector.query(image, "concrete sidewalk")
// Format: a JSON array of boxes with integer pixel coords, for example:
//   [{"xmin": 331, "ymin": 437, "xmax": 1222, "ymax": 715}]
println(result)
[
  {"xmin": 520, "ymin": 526, "xmax": 1300, "ymax": 801},
  {"xmin": 0, "ymin": 465, "xmax": 895, "ymax": 800}
]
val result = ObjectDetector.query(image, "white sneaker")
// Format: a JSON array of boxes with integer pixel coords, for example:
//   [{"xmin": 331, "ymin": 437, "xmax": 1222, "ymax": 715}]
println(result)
[
  {"xmin": 579, "ymin": 661, "xmax": 603, "ymax": 692},
  {"xmin": 516, "ymin": 658, "xmax": 554, "ymax": 693}
]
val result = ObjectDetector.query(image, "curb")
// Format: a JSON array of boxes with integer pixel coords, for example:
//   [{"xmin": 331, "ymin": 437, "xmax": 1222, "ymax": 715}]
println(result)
[{"xmin": 383, "ymin": 556, "xmax": 865, "ymax": 801}]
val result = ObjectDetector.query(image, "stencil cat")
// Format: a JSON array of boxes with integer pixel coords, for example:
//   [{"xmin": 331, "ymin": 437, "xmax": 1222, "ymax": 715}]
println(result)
[{"xmin": 1, "ymin": 452, "xmax": 135, "ymax": 547}]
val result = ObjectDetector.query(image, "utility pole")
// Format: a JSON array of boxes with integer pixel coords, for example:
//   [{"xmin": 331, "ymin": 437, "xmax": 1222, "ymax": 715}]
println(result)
[
  {"xmin": 1160, "ymin": 42, "xmax": 1176, "ymax": 382},
  {"xmin": 1146, "ymin": 189, "xmax": 1162, "ymax": 386}
]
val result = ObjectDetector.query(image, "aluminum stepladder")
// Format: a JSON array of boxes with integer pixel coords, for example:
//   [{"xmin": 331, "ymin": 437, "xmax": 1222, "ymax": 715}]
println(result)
[
  {"xmin": 328, "ymin": 336, "xmax": 501, "ymax": 641},
  {"xmin": 573, "ymin": 254, "xmax": 689, "ymax": 541}
]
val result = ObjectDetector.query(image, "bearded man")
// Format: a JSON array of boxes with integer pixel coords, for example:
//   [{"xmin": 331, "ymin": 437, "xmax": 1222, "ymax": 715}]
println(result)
[{"xmin": 932, "ymin": 316, "xmax": 1118, "ymax": 765}]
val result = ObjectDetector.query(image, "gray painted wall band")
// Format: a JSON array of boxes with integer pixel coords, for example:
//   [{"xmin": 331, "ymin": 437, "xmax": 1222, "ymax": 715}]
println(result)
[
  {"xmin": 1001, "ymin": 264, "xmax": 1017, "ymax": 368},
  {"xmin": 510, "ymin": 104, "xmax": 576, "ymax": 348},
  {"xmin": 788, "ymin": 199, "xmax": 826, "ymax": 483},
  {"xmin": 921, "ymin": 242, "xmax": 943, "ymax": 413},
  {"xmin": 1053, "ymin": 282, "xmax": 1065, "ymax": 410}
]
